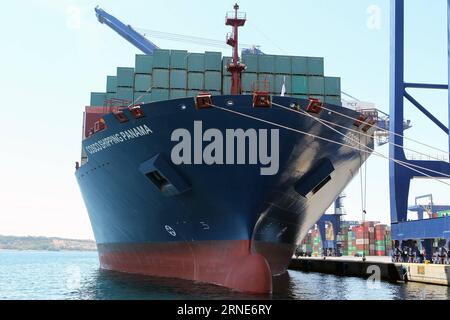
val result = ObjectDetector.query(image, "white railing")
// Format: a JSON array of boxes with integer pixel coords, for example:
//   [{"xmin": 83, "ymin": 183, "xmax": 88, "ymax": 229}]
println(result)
[{"xmin": 405, "ymin": 153, "xmax": 450, "ymax": 162}]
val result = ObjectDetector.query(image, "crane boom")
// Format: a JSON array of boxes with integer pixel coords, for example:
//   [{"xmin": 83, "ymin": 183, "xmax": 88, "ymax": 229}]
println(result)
[{"xmin": 94, "ymin": 6, "xmax": 158, "ymax": 54}]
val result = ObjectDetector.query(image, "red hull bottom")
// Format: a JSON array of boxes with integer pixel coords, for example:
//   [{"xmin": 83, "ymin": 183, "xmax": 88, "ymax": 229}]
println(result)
[{"xmin": 98, "ymin": 240, "xmax": 274, "ymax": 294}]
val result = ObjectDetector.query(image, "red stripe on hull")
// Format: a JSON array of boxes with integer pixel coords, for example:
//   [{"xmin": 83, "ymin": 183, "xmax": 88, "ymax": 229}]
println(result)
[{"xmin": 98, "ymin": 240, "xmax": 273, "ymax": 294}]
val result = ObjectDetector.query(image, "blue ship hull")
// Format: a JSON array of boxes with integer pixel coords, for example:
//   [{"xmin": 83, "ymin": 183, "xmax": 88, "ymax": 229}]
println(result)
[{"xmin": 76, "ymin": 95, "xmax": 373, "ymax": 293}]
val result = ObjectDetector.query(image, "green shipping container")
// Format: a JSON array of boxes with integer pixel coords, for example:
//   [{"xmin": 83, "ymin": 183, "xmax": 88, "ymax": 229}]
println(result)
[
  {"xmin": 116, "ymin": 91, "xmax": 134, "ymax": 102},
  {"xmin": 308, "ymin": 57, "xmax": 324, "ymax": 76},
  {"xmin": 117, "ymin": 67, "xmax": 135, "ymax": 87},
  {"xmin": 242, "ymin": 73, "xmax": 257, "ymax": 92},
  {"xmin": 152, "ymin": 69, "xmax": 170, "ymax": 88},
  {"xmin": 187, "ymin": 90, "xmax": 201, "ymax": 98},
  {"xmin": 188, "ymin": 72, "xmax": 204, "ymax": 90},
  {"xmin": 275, "ymin": 55, "xmax": 292, "ymax": 74},
  {"xmin": 258, "ymin": 55, "xmax": 275, "ymax": 73},
  {"xmin": 325, "ymin": 77, "xmax": 341, "ymax": 96},
  {"xmin": 292, "ymin": 56, "xmax": 308, "ymax": 75},
  {"xmin": 136, "ymin": 93, "xmax": 152, "ymax": 104},
  {"xmin": 292, "ymin": 76, "xmax": 308, "ymax": 94},
  {"xmin": 106, "ymin": 76, "xmax": 117, "ymax": 93},
  {"xmin": 170, "ymin": 50, "xmax": 188, "ymax": 70},
  {"xmin": 222, "ymin": 56, "xmax": 232, "ymax": 75},
  {"xmin": 310, "ymin": 95, "xmax": 325, "ymax": 102},
  {"xmin": 437, "ymin": 210, "xmax": 450, "ymax": 217},
  {"xmin": 292, "ymin": 94, "xmax": 309, "ymax": 100},
  {"xmin": 241, "ymin": 54, "xmax": 258, "ymax": 73},
  {"xmin": 117, "ymin": 87, "xmax": 133, "ymax": 103},
  {"xmin": 106, "ymin": 93, "xmax": 116, "ymax": 101},
  {"xmin": 134, "ymin": 92, "xmax": 149, "ymax": 104},
  {"xmin": 151, "ymin": 88, "xmax": 169, "ymax": 102},
  {"xmin": 274, "ymin": 75, "xmax": 292, "ymax": 94},
  {"xmin": 169, "ymin": 89, "xmax": 187, "ymax": 99},
  {"xmin": 135, "ymin": 54, "xmax": 153, "ymax": 74},
  {"xmin": 188, "ymin": 53, "xmax": 205, "ymax": 72},
  {"xmin": 134, "ymin": 74, "xmax": 152, "ymax": 92},
  {"xmin": 204, "ymin": 71, "xmax": 221, "ymax": 91},
  {"xmin": 309, "ymin": 76, "xmax": 325, "ymax": 95},
  {"xmin": 152, "ymin": 49, "xmax": 170, "ymax": 69},
  {"xmin": 170, "ymin": 69, "xmax": 187, "ymax": 89},
  {"xmin": 222, "ymin": 76, "xmax": 231, "ymax": 94},
  {"xmin": 325, "ymin": 96, "xmax": 342, "ymax": 107},
  {"xmin": 90, "ymin": 92, "xmax": 106, "ymax": 106},
  {"xmin": 205, "ymin": 51, "xmax": 222, "ymax": 71},
  {"xmin": 117, "ymin": 86, "xmax": 133, "ymax": 93}
]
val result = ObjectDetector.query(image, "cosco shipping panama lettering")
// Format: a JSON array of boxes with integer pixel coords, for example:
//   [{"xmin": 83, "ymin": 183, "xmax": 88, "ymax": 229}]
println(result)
[{"xmin": 75, "ymin": 4, "xmax": 376, "ymax": 293}]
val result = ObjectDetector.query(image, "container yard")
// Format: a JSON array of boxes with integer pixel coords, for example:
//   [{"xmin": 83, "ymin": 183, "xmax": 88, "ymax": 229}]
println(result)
[{"xmin": 296, "ymin": 220, "xmax": 392, "ymax": 258}]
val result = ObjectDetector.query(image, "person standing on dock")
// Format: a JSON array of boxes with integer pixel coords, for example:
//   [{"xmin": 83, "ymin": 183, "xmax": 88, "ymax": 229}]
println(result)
[
  {"xmin": 437, "ymin": 245, "xmax": 447, "ymax": 264},
  {"xmin": 392, "ymin": 241, "xmax": 402, "ymax": 263}
]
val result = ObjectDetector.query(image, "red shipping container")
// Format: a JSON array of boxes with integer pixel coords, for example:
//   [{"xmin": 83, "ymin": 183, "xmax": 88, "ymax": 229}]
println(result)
[
  {"xmin": 375, "ymin": 234, "xmax": 385, "ymax": 241},
  {"xmin": 361, "ymin": 221, "xmax": 376, "ymax": 228}
]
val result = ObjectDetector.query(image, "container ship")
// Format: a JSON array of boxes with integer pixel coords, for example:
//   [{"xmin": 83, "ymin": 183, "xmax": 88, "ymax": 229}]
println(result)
[{"xmin": 75, "ymin": 5, "xmax": 376, "ymax": 293}]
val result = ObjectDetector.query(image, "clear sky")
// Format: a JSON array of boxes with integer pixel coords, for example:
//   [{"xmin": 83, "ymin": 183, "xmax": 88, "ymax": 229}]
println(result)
[{"xmin": 0, "ymin": 0, "xmax": 448, "ymax": 240}]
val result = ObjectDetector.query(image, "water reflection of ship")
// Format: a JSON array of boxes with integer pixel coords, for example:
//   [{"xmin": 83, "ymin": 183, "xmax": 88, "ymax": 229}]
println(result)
[{"xmin": 74, "ymin": 269, "xmax": 269, "ymax": 300}]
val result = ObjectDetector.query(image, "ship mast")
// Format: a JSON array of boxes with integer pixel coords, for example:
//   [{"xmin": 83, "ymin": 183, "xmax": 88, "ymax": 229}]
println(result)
[{"xmin": 226, "ymin": 3, "xmax": 246, "ymax": 95}]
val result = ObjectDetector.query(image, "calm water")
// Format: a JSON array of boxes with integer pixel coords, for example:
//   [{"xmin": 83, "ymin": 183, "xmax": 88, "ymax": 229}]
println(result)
[{"xmin": 0, "ymin": 250, "xmax": 449, "ymax": 300}]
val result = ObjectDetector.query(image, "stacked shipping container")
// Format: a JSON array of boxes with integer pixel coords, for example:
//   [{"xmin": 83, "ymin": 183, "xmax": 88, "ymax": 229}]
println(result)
[
  {"xmin": 347, "ymin": 228, "xmax": 357, "ymax": 256},
  {"xmin": 299, "ymin": 232, "xmax": 313, "ymax": 255},
  {"xmin": 90, "ymin": 49, "xmax": 223, "ymax": 106},
  {"xmin": 311, "ymin": 228, "xmax": 322, "ymax": 257},
  {"xmin": 300, "ymin": 221, "xmax": 392, "ymax": 257},
  {"xmin": 437, "ymin": 210, "xmax": 450, "ymax": 217},
  {"xmin": 89, "ymin": 50, "xmax": 342, "ymax": 107},
  {"xmin": 116, "ymin": 67, "xmax": 135, "ymax": 102},
  {"xmin": 240, "ymin": 54, "xmax": 341, "ymax": 106}
]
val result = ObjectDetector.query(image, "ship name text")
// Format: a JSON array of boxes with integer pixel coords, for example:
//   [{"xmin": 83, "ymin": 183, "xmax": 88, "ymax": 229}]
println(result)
[{"xmin": 85, "ymin": 125, "xmax": 153, "ymax": 154}]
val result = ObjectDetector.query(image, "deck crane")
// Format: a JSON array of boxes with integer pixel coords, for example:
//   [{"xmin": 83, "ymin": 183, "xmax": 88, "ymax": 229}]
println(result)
[
  {"xmin": 95, "ymin": 6, "xmax": 158, "ymax": 54},
  {"xmin": 95, "ymin": 6, "xmax": 261, "ymax": 55}
]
